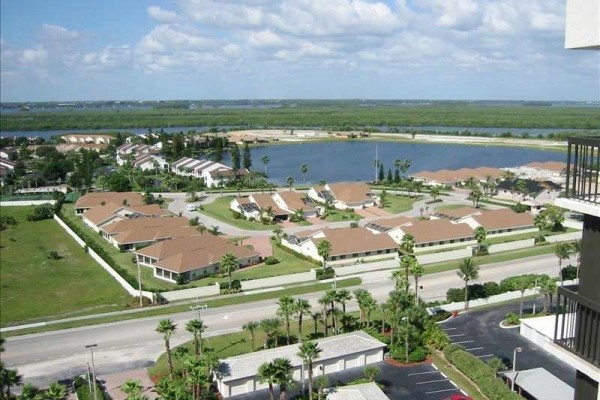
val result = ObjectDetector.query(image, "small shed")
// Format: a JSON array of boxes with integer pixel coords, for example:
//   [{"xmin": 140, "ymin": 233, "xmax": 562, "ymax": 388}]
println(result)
[
  {"xmin": 500, "ymin": 368, "xmax": 574, "ymax": 400},
  {"xmin": 325, "ymin": 382, "xmax": 390, "ymax": 400}
]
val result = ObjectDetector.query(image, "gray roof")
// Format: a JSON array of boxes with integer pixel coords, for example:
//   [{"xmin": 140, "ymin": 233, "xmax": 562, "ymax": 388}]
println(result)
[
  {"xmin": 218, "ymin": 331, "xmax": 385, "ymax": 383},
  {"xmin": 500, "ymin": 368, "xmax": 574, "ymax": 400},
  {"xmin": 326, "ymin": 382, "xmax": 390, "ymax": 400}
]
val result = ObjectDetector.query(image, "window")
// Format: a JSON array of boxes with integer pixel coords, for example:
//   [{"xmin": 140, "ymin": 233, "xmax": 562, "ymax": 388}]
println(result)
[{"xmin": 352, "ymin": 253, "xmax": 358, "ymax": 257}]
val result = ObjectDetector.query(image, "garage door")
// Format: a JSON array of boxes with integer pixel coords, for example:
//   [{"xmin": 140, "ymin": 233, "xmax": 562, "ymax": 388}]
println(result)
[
  {"xmin": 345, "ymin": 354, "xmax": 362, "ymax": 368},
  {"xmin": 323, "ymin": 359, "xmax": 340, "ymax": 374},
  {"xmin": 366, "ymin": 350, "xmax": 382, "ymax": 364},
  {"xmin": 229, "ymin": 380, "xmax": 250, "ymax": 397}
]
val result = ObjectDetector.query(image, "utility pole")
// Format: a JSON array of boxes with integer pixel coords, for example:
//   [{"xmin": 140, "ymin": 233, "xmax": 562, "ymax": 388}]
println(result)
[{"xmin": 85, "ymin": 344, "xmax": 98, "ymax": 400}]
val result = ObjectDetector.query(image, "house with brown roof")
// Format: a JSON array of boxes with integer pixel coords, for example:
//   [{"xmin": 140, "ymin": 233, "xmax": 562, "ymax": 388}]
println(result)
[
  {"xmin": 461, "ymin": 208, "xmax": 537, "ymax": 236},
  {"xmin": 61, "ymin": 134, "xmax": 115, "ymax": 151},
  {"xmin": 364, "ymin": 215, "xmax": 414, "ymax": 243},
  {"xmin": 272, "ymin": 191, "xmax": 318, "ymax": 218},
  {"xmin": 82, "ymin": 203, "xmax": 169, "ymax": 232},
  {"xmin": 394, "ymin": 219, "xmax": 476, "ymax": 251},
  {"xmin": 230, "ymin": 193, "xmax": 291, "ymax": 221},
  {"xmin": 74, "ymin": 192, "xmax": 144, "ymax": 215},
  {"xmin": 412, "ymin": 167, "xmax": 503, "ymax": 188},
  {"xmin": 134, "ymin": 234, "xmax": 260, "ymax": 283},
  {"xmin": 171, "ymin": 157, "xmax": 248, "ymax": 187},
  {"xmin": 432, "ymin": 207, "xmax": 481, "ymax": 221},
  {"xmin": 282, "ymin": 226, "xmax": 398, "ymax": 265},
  {"xmin": 100, "ymin": 216, "xmax": 198, "ymax": 250},
  {"xmin": 308, "ymin": 183, "xmax": 376, "ymax": 210}
]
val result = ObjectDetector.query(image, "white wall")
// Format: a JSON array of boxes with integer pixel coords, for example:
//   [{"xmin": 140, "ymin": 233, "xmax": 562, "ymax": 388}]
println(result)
[
  {"xmin": 416, "ymin": 247, "xmax": 473, "ymax": 264},
  {"xmin": 488, "ymin": 238, "xmax": 535, "ymax": 254},
  {"xmin": 161, "ymin": 285, "xmax": 221, "ymax": 301},
  {"xmin": 241, "ymin": 270, "xmax": 316, "ymax": 290},
  {"xmin": 0, "ymin": 200, "xmax": 57, "ymax": 206},
  {"xmin": 546, "ymin": 231, "xmax": 582, "ymax": 243}
]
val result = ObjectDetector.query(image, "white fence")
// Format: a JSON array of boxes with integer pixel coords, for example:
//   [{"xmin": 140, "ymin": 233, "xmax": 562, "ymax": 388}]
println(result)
[
  {"xmin": 416, "ymin": 247, "xmax": 473, "ymax": 265},
  {"xmin": 162, "ymin": 285, "xmax": 221, "ymax": 302},
  {"xmin": 488, "ymin": 238, "xmax": 535, "ymax": 254},
  {"xmin": 241, "ymin": 270, "xmax": 317, "ymax": 290},
  {"xmin": 0, "ymin": 200, "xmax": 57, "ymax": 206},
  {"xmin": 546, "ymin": 231, "xmax": 582, "ymax": 243},
  {"xmin": 53, "ymin": 214, "xmax": 153, "ymax": 301}
]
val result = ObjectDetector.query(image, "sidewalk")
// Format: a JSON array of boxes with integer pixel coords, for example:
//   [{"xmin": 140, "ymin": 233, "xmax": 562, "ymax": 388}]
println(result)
[{"xmin": 100, "ymin": 369, "xmax": 158, "ymax": 400}]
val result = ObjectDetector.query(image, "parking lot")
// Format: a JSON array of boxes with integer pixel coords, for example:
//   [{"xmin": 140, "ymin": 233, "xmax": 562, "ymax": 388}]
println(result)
[{"xmin": 229, "ymin": 360, "xmax": 466, "ymax": 400}]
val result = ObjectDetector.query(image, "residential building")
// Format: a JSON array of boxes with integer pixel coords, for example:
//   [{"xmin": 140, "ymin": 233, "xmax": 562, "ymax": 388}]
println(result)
[
  {"xmin": 325, "ymin": 382, "xmax": 390, "ymax": 400},
  {"xmin": 82, "ymin": 203, "xmax": 169, "ymax": 232},
  {"xmin": 215, "ymin": 331, "xmax": 386, "ymax": 398},
  {"xmin": 503, "ymin": 161, "xmax": 568, "ymax": 183},
  {"xmin": 273, "ymin": 190, "xmax": 318, "ymax": 218},
  {"xmin": 230, "ymin": 193, "xmax": 291, "ymax": 221},
  {"xmin": 412, "ymin": 167, "xmax": 503, "ymax": 188},
  {"xmin": 74, "ymin": 192, "xmax": 144, "ymax": 215},
  {"xmin": 0, "ymin": 158, "xmax": 16, "ymax": 185},
  {"xmin": 100, "ymin": 216, "xmax": 197, "ymax": 250},
  {"xmin": 60, "ymin": 134, "xmax": 115, "ymax": 151},
  {"xmin": 116, "ymin": 143, "xmax": 161, "ymax": 166},
  {"xmin": 500, "ymin": 368, "xmax": 574, "ymax": 399},
  {"xmin": 364, "ymin": 215, "xmax": 414, "ymax": 243},
  {"xmin": 134, "ymin": 234, "xmax": 260, "ymax": 283},
  {"xmin": 394, "ymin": 218, "xmax": 476, "ymax": 251},
  {"xmin": 496, "ymin": 179, "xmax": 563, "ymax": 203},
  {"xmin": 282, "ymin": 226, "xmax": 398, "ymax": 265},
  {"xmin": 434, "ymin": 207, "xmax": 537, "ymax": 237},
  {"xmin": 171, "ymin": 157, "xmax": 248, "ymax": 187},
  {"xmin": 132, "ymin": 153, "xmax": 169, "ymax": 171},
  {"xmin": 308, "ymin": 182, "xmax": 376, "ymax": 210},
  {"xmin": 553, "ymin": 137, "xmax": 600, "ymax": 400}
]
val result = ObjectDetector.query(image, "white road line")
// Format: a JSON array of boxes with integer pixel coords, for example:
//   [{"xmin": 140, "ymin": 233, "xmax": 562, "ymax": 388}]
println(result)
[
  {"xmin": 440, "ymin": 372, "xmax": 448, "ymax": 379},
  {"xmin": 453, "ymin": 340, "xmax": 474, "ymax": 344},
  {"xmin": 477, "ymin": 354, "xmax": 495, "ymax": 358},
  {"xmin": 408, "ymin": 371, "xmax": 439, "ymax": 376},
  {"xmin": 465, "ymin": 347, "xmax": 484, "ymax": 351},
  {"xmin": 432, "ymin": 364, "xmax": 439, "ymax": 371},
  {"xmin": 417, "ymin": 378, "xmax": 449, "ymax": 385},
  {"xmin": 449, "ymin": 380, "xmax": 458, "ymax": 388},
  {"xmin": 461, "ymin": 390, "xmax": 468, "ymax": 396},
  {"xmin": 447, "ymin": 334, "xmax": 465, "ymax": 337},
  {"xmin": 425, "ymin": 388, "xmax": 460, "ymax": 394},
  {"xmin": 443, "ymin": 327, "xmax": 457, "ymax": 331}
]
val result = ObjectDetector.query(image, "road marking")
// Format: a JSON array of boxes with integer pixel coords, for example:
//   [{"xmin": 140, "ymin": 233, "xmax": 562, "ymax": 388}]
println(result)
[
  {"xmin": 477, "ymin": 354, "xmax": 495, "ymax": 358},
  {"xmin": 449, "ymin": 380, "xmax": 458, "ymax": 388},
  {"xmin": 461, "ymin": 390, "xmax": 468, "ymax": 396},
  {"xmin": 447, "ymin": 334, "xmax": 465, "ymax": 337},
  {"xmin": 443, "ymin": 327, "xmax": 457, "ymax": 331},
  {"xmin": 417, "ymin": 378, "xmax": 449, "ymax": 385},
  {"xmin": 453, "ymin": 340, "xmax": 474, "ymax": 344},
  {"xmin": 465, "ymin": 347, "xmax": 484, "ymax": 351},
  {"xmin": 223, "ymin": 315, "xmax": 230, "ymax": 320},
  {"xmin": 408, "ymin": 371, "xmax": 439, "ymax": 376},
  {"xmin": 440, "ymin": 372, "xmax": 447, "ymax": 379},
  {"xmin": 432, "ymin": 364, "xmax": 439, "ymax": 371},
  {"xmin": 425, "ymin": 388, "xmax": 460, "ymax": 394}
]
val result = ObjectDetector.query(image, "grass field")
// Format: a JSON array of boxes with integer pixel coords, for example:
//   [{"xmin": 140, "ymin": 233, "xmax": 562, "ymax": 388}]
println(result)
[
  {"xmin": 199, "ymin": 197, "xmax": 278, "ymax": 231},
  {"xmin": 383, "ymin": 195, "xmax": 421, "ymax": 214},
  {"xmin": 321, "ymin": 209, "xmax": 363, "ymax": 222},
  {"xmin": 0, "ymin": 206, "xmax": 131, "ymax": 326}
]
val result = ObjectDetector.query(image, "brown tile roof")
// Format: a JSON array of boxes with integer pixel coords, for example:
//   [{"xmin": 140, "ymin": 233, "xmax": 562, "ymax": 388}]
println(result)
[
  {"xmin": 113, "ymin": 225, "xmax": 199, "ymax": 245},
  {"xmin": 434, "ymin": 207, "xmax": 480, "ymax": 219},
  {"xmin": 368, "ymin": 216, "xmax": 414, "ymax": 230},
  {"xmin": 278, "ymin": 191, "xmax": 316, "ymax": 212},
  {"xmin": 75, "ymin": 192, "xmax": 144, "ymax": 209},
  {"xmin": 413, "ymin": 167, "xmax": 503, "ymax": 184},
  {"xmin": 251, "ymin": 194, "xmax": 290, "ymax": 215},
  {"xmin": 135, "ymin": 233, "xmax": 235, "ymax": 260},
  {"xmin": 328, "ymin": 183, "xmax": 373, "ymax": 204},
  {"xmin": 524, "ymin": 161, "xmax": 567, "ymax": 172},
  {"xmin": 401, "ymin": 219, "xmax": 475, "ymax": 244},
  {"xmin": 83, "ymin": 203, "xmax": 168, "ymax": 226},
  {"xmin": 472, "ymin": 209, "xmax": 535, "ymax": 231},
  {"xmin": 312, "ymin": 227, "xmax": 397, "ymax": 257}
]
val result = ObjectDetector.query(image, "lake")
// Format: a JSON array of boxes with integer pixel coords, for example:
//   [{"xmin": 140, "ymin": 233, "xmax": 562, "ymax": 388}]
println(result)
[{"xmin": 223, "ymin": 141, "xmax": 567, "ymax": 184}]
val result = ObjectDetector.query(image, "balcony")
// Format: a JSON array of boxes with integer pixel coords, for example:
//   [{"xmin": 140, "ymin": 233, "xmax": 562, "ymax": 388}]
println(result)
[{"xmin": 554, "ymin": 284, "xmax": 600, "ymax": 368}]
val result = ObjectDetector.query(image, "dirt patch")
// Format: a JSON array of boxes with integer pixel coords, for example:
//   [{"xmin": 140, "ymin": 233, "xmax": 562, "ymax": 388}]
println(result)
[
  {"xmin": 355, "ymin": 207, "xmax": 391, "ymax": 218},
  {"xmin": 243, "ymin": 236, "xmax": 273, "ymax": 258},
  {"xmin": 385, "ymin": 357, "xmax": 433, "ymax": 368}
]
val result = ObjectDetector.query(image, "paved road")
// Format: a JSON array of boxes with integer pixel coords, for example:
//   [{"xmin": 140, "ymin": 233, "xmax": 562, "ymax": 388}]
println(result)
[{"xmin": 4, "ymin": 254, "xmax": 566, "ymax": 387}]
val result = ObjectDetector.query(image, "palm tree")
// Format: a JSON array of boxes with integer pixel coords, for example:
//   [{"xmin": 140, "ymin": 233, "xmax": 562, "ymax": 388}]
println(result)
[
  {"xmin": 353, "ymin": 289, "xmax": 368, "ymax": 325},
  {"xmin": 300, "ymin": 164, "xmax": 309, "ymax": 186},
  {"xmin": 468, "ymin": 186, "xmax": 483, "ymax": 208},
  {"xmin": 156, "ymin": 318, "xmax": 177, "ymax": 376},
  {"xmin": 318, "ymin": 295, "xmax": 330, "ymax": 337},
  {"xmin": 258, "ymin": 361, "xmax": 279, "ymax": 400},
  {"xmin": 286, "ymin": 176, "xmax": 294, "ymax": 191},
  {"xmin": 457, "ymin": 258, "xmax": 479, "ymax": 310},
  {"xmin": 554, "ymin": 243, "xmax": 573, "ymax": 284},
  {"xmin": 391, "ymin": 268, "xmax": 406, "ymax": 289},
  {"xmin": 220, "ymin": 252, "xmax": 239, "ymax": 289},
  {"xmin": 209, "ymin": 225, "xmax": 221, "ymax": 235},
  {"xmin": 474, "ymin": 226, "xmax": 487, "ymax": 254},
  {"xmin": 186, "ymin": 319, "xmax": 206, "ymax": 356},
  {"xmin": 243, "ymin": 321, "xmax": 260, "ymax": 351},
  {"xmin": 272, "ymin": 358, "xmax": 294, "ymax": 400},
  {"xmin": 298, "ymin": 341, "xmax": 322, "ymax": 400},
  {"xmin": 317, "ymin": 239, "xmax": 332, "ymax": 269},
  {"xmin": 335, "ymin": 289, "xmax": 352, "ymax": 313},
  {"xmin": 400, "ymin": 234, "xmax": 415, "ymax": 254},
  {"xmin": 45, "ymin": 383, "xmax": 68, "ymax": 400},
  {"xmin": 430, "ymin": 186, "xmax": 440, "ymax": 201},
  {"xmin": 324, "ymin": 290, "xmax": 338, "ymax": 334},
  {"xmin": 398, "ymin": 317, "xmax": 418, "ymax": 363},
  {"xmin": 400, "ymin": 255, "xmax": 416, "ymax": 290},
  {"xmin": 571, "ymin": 240, "xmax": 582, "ymax": 279},
  {"xmin": 363, "ymin": 296, "xmax": 377, "ymax": 329},
  {"xmin": 363, "ymin": 365, "xmax": 380, "ymax": 382},
  {"xmin": 410, "ymin": 260, "xmax": 425, "ymax": 303},
  {"xmin": 515, "ymin": 277, "xmax": 532, "ymax": 318},
  {"xmin": 1, "ymin": 368, "xmax": 22, "ymax": 399},
  {"xmin": 294, "ymin": 298, "xmax": 311, "ymax": 339},
  {"xmin": 262, "ymin": 155, "xmax": 270, "ymax": 176},
  {"xmin": 539, "ymin": 277, "xmax": 557, "ymax": 314},
  {"xmin": 310, "ymin": 312, "xmax": 321, "ymax": 336},
  {"xmin": 260, "ymin": 318, "xmax": 281, "ymax": 349},
  {"xmin": 121, "ymin": 379, "xmax": 145, "ymax": 400},
  {"xmin": 277, "ymin": 295, "xmax": 296, "ymax": 345}
]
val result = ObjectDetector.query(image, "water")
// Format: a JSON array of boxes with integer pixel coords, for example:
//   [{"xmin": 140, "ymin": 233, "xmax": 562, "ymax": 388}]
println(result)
[{"xmin": 222, "ymin": 141, "xmax": 567, "ymax": 184}]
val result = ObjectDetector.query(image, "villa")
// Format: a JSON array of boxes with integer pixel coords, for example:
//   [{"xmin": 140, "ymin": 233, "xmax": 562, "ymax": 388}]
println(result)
[
  {"xmin": 411, "ymin": 167, "xmax": 503, "ymax": 188},
  {"xmin": 496, "ymin": 179, "xmax": 562, "ymax": 203},
  {"xmin": 74, "ymin": 192, "xmax": 144, "ymax": 215},
  {"xmin": 134, "ymin": 234, "xmax": 260, "ymax": 283},
  {"xmin": 434, "ymin": 207, "xmax": 537, "ymax": 237},
  {"xmin": 171, "ymin": 157, "xmax": 248, "ymax": 187},
  {"xmin": 308, "ymin": 182, "xmax": 376, "ymax": 210},
  {"xmin": 394, "ymin": 218, "xmax": 476, "ymax": 251},
  {"xmin": 231, "ymin": 191, "xmax": 317, "ymax": 221},
  {"xmin": 82, "ymin": 203, "xmax": 169, "ymax": 232}
]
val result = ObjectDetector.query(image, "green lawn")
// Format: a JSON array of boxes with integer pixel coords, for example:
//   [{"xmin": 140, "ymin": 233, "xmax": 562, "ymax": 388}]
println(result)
[
  {"xmin": 430, "ymin": 350, "xmax": 485, "ymax": 400},
  {"xmin": 383, "ymin": 195, "xmax": 421, "ymax": 214},
  {"xmin": 199, "ymin": 196, "xmax": 278, "ymax": 231},
  {"xmin": 234, "ymin": 243, "xmax": 317, "ymax": 281},
  {"xmin": 0, "ymin": 206, "xmax": 132, "ymax": 326},
  {"xmin": 321, "ymin": 209, "xmax": 363, "ymax": 222}
]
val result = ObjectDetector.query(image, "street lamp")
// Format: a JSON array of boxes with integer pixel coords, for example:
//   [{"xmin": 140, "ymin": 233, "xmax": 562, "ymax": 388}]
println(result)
[
  {"xmin": 532, "ymin": 278, "xmax": 538, "ymax": 315},
  {"xmin": 85, "ymin": 344, "xmax": 98, "ymax": 400},
  {"xmin": 511, "ymin": 347, "xmax": 523, "ymax": 392}
]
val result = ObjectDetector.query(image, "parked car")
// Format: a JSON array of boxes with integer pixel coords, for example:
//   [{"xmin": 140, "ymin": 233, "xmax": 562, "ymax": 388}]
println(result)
[
  {"xmin": 186, "ymin": 204, "xmax": 197, "ymax": 211},
  {"xmin": 443, "ymin": 394, "xmax": 473, "ymax": 400}
]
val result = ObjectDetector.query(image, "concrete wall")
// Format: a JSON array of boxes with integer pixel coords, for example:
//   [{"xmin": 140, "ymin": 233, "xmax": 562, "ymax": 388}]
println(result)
[
  {"xmin": 413, "ymin": 238, "xmax": 477, "ymax": 253},
  {"xmin": 54, "ymin": 214, "xmax": 153, "ymax": 301},
  {"xmin": 488, "ymin": 238, "xmax": 535, "ymax": 254},
  {"xmin": 0, "ymin": 200, "xmax": 57, "ymax": 206},
  {"xmin": 416, "ymin": 247, "xmax": 473, "ymax": 265},
  {"xmin": 241, "ymin": 270, "xmax": 316, "ymax": 290},
  {"xmin": 546, "ymin": 231, "xmax": 582, "ymax": 243},
  {"xmin": 161, "ymin": 285, "xmax": 221, "ymax": 302},
  {"xmin": 487, "ymin": 227, "xmax": 538, "ymax": 238}
]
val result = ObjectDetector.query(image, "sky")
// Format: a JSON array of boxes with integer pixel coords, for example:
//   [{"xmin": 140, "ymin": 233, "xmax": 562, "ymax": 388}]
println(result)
[{"xmin": 0, "ymin": 0, "xmax": 598, "ymax": 102}]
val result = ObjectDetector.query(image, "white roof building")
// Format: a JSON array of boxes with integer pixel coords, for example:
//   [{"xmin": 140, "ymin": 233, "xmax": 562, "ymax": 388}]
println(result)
[{"xmin": 325, "ymin": 382, "xmax": 390, "ymax": 400}]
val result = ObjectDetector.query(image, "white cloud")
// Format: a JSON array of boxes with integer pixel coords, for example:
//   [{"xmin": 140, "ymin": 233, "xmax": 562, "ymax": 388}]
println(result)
[
  {"xmin": 83, "ymin": 45, "xmax": 131, "ymax": 70},
  {"xmin": 147, "ymin": 6, "xmax": 179, "ymax": 23},
  {"xmin": 137, "ymin": 25, "xmax": 215, "ymax": 54},
  {"xmin": 179, "ymin": 0, "xmax": 265, "ymax": 28},
  {"xmin": 248, "ymin": 30, "xmax": 286, "ymax": 48},
  {"xmin": 41, "ymin": 24, "xmax": 82, "ymax": 42},
  {"xmin": 22, "ymin": 47, "xmax": 48, "ymax": 64},
  {"xmin": 434, "ymin": 0, "xmax": 481, "ymax": 31}
]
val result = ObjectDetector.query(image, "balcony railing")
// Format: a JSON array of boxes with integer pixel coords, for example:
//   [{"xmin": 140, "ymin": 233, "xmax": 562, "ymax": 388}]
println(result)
[
  {"xmin": 554, "ymin": 284, "xmax": 600, "ymax": 367},
  {"xmin": 565, "ymin": 137, "xmax": 600, "ymax": 204}
]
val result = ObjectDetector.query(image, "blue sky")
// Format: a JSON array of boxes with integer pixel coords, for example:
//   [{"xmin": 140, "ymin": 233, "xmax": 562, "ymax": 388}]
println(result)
[{"xmin": 1, "ymin": 0, "xmax": 598, "ymax": 102}]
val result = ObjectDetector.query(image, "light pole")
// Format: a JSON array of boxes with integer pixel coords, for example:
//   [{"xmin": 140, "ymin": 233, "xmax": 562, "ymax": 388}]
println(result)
[
  {"xmin": 85, "ymin": 344, "xmax": 98, "ymax": 400},
  {"xmin": 532, "ymin": 278, "xmax": 538, "ymax": 315},
  {"xmin": 511, "ymin": 347, "xmax": 522, "ymax": 392}
]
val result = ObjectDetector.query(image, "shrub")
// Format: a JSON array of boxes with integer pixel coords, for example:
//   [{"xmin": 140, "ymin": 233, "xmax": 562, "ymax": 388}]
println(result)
[
  {"xmin": 483, "ymin": 281, "xmax": 502, "ymax": 297},
  {"xmin": 408, "ymin": 346, "xmax": 428, "ymax": 362},
  {"xmin": 275, "ymin": 242, "xmax": 321, "ymax": 266},
  {"xmin": 561, "ymin": 265, "xmax": 577, "ymax": 281},
  {"xmin": 0, "ymin": 216, "xmax": 17, "ymax": 231},
  {"xmin": 231, "ymin": 211, "xmax": 242, "ymax": 219},
  {"xmin": 27, "ymin": 204, "xmax": 54, "ymax": 221},
  {"xmin": 220, "ymin": 279, "xmax": 242, "ymax": 293},
  {"xmin": 48, "ymin": 250, "xmax": 61, "ymax": 260},
  {"xmin": 505, "ymin": 312, "xmax": 520, "ymax": 326},
  {"xmin": 446, "ymin": 288, "xmax": 464, "ymax": 303},
  {"xmin": 315, "ymin": 267, "xmax": 335, "ymax": 280},
  {"xmin": 264, "ymin": 256, "xmax": 280, "ymax": 265},
  {"xmin": 430, "ymin": 310, "xmax": 451, "ymax": 322},
  {"xmin": 534, "ymin": 234, "xmax": 547, "ymax": 244},
  {"xmin": 188, "ymin": 216, "xmax": 199, "ymax": 226},
  {"xmin": 510, "ymin": 203, "xmax": 528, "ymax": 213},
  {"xmin": 389, "ymin": 345, "xmax": 428, "ymax": 363},
  {"xmin": 350, "ymin": 221, "xmax": 359, "ymax": 228}
]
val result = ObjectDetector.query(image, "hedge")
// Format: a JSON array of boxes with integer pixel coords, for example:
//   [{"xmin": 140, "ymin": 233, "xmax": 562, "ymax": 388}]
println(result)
[
  {"xmin": 443, "ymin": 344, "xmax": 523, "ymax": 400},
  {"xmin": 446, "ymin": 273, "xmax": 551, "ymax": 303},
  {"xmin": 275, "ymin": 242, "xmax": 322, "ymax": 266}
]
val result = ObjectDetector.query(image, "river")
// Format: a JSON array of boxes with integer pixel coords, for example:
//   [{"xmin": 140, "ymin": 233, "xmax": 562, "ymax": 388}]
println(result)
[{"xmin": 222, "ymin": 141, "xmax": 566, "ymax": 184}]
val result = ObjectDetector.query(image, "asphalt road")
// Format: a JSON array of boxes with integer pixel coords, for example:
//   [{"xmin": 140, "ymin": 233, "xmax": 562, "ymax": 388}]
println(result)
[{"xmin": 3, "ymin": 254, "xmax": 567, "ymax": 387}]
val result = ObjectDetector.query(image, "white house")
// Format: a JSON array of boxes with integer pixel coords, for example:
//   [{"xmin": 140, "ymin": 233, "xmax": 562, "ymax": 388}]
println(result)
[
  {"xmin": 326, "ymin": 383, "xmax": 390, "ymax": 400},
  {"xmin": 133, "ymin": 153, "xmax": 168, "ymax": 171},
  {"xmin": 116, "ymin": 143, "xmax": 161, "ymax": 166},
  {"xmin": 230, "ymin": 197, "xmax": 262, "ymax": 220},
  {"xmin": 272, "ymin": 190, "xmax": 318, "ymax": 218},
  {"xmin": 171, "ymin": 157, "xmax": 248, "ymax": 187},
  {"xmin": 215, "ymin": 331, "xmax": 386, "ymax": 398},
  {"xmin": 82, "ymin": 203, "xmax": 169, "ymax": 232},
  {"xmin": 230, "ymin": 194, "xmax": 291, "ymax": 221},
  {"xmin": 308, "ymin": 183, "xmax": 376, "ymax": 210},
  {"xmin": 435, "ymin": 207, "xmax": 538, "ymax": 238}
]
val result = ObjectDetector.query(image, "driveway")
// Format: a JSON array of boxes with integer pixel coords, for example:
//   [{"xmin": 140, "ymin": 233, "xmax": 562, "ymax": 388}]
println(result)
[
  {"xmin": 441, "ymin": 299, "xmax": 576, "ymax": 387},
  {"xmin": 227, "ymin": 361, "xmax": 464, "ymax": 400}
]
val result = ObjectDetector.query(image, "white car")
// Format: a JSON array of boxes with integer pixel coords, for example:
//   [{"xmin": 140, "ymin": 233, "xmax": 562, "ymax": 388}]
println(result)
[{"xmin": 186, "ymin": 204, "xmax": 197, "ymax": 211}]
